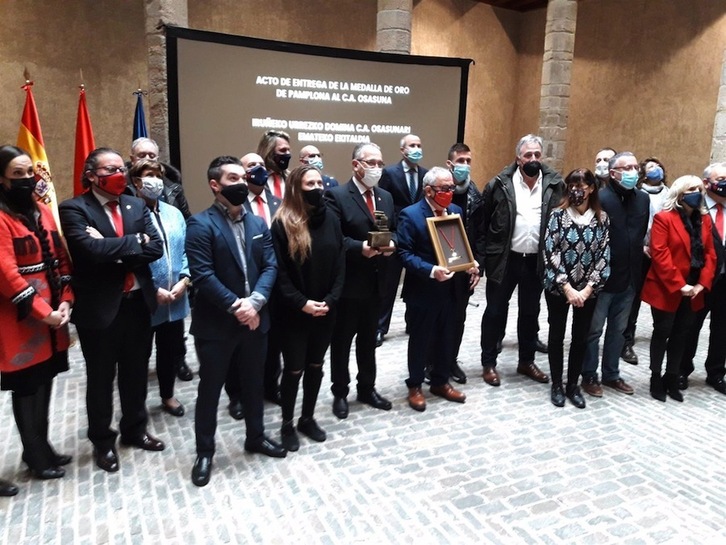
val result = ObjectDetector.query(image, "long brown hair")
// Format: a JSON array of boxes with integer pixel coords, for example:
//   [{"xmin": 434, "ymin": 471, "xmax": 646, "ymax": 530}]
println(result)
[
  {"xmin": 274, "ymin": 164, "xmax": 320, "ymax": 262},
  {"xmin": 561, "ymin": 168, "xmax": 605, "ymax": 224}
]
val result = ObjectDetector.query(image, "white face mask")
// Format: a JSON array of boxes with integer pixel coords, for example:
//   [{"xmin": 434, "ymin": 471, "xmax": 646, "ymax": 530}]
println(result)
[
  {"xmin": 140, "ymin": 176, "xmax": 164, "ymax": 200},
  {"xmin": 361, "ymin": 167, "xmax": 382, "ymax": 187},
  {"xmin": 595, "ymin": 163, "xmax": 609, "ymax": 178}
]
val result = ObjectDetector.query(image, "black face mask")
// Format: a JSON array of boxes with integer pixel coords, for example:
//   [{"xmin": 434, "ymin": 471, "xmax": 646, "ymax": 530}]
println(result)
[
  {"xmin": 273, "ymin": 153, "xmax": 291, "ymax": 171},
  {"xmin": 2, "ymin": 176, "xmax": 37, "ymax": 209},
  {"xmin": 568, "ymin": 187, "xmax": 586, "ymax": 206},
  {"xmin": 246, "ymin": 165, "xmax": 269, "ymax": 187},
  {"xmin": 710, "ymin": 180, "xmax": 726, "ymax": 198},
  {"xmin": 522, "ymin": 161, "xmax": 541, "ymax": 178},
  {"xmin": 219, "ymin": 182, "xmax": 249, "ymax": 206},
  {"xmin": 302, "ymin": 188, "xmax": 324, "ymax": 209}
]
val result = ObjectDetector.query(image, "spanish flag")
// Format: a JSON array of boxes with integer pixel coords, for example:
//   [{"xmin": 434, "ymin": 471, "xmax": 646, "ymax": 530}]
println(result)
[
  {"xmin": 17, "ymin": 81, "xmax": 60, "ymax": 225},
  {"xmin": 73, "ymin": 86, "xmax": 95, "ymax": 196}
]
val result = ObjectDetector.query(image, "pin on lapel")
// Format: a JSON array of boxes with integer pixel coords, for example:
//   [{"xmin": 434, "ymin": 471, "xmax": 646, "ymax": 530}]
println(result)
[{"xmin": 126, "ymin": 205, "xmax": 131, "ymax": 210}]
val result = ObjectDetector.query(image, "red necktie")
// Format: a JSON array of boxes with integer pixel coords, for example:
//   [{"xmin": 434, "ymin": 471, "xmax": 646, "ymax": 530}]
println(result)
[
  {"xmin": 255, "ymin": 195, "xmax": 269, "ymax": 226},
  {"xmin": 107, "ymin": 201, "xmax": 135, "ymax": 293},
  {"xmin": 365, "ymin": 190, "xmax": 375, "ymax": 217},
  {"xmin": 273, "ymin": 174, "xmax": 283, "ymax": 199},
  {"xmin": 717, "ymin": 203, "xmax": 725, "ymax": 243}
]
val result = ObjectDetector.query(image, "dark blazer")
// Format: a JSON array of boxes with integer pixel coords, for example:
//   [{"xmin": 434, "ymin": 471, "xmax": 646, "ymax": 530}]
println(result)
[
  {"xmin": 244, "ymin": 188, "xmax": 282, "ymax": 227},
  {"xmin": 59, "ymin": 191, "xmax": 163, "ymax": 329},
  {"xmin": 397, "ymin": 199, "xmax": 470, "ymax": 305},
  {"xmin": 379, "ymin": 160, "xmax": 429, "ymax": 217},
  {"xmin": 185, "ymin": 204, "xmax": 277, "ymax": 339},
  {"xmin": 322, "ymin": 174, "xmax": 339, "ymax": 190},
  {"xmin": 324, "ymin": 179, "xmax": 396, "ymax": 299},
  {"xmin": 641, "ymin": 209, "xmax": 716, "ymax": 313}
]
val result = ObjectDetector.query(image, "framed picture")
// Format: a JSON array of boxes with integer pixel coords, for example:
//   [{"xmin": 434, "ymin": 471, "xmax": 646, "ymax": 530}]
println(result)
[{"xmin": 426, "ymin": 213, "xmax": 476, "ymax": 273}]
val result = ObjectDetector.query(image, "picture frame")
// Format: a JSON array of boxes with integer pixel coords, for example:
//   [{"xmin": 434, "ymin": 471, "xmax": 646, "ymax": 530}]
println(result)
[{"xmin": 426, "ymin": 213, "xmax": 476, "ymax": 273}]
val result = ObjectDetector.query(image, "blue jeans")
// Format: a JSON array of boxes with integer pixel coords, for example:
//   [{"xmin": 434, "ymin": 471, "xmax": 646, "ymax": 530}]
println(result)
[{"xmin": 582, "ymin": 286, "xmax": 635, "ymax": 382}]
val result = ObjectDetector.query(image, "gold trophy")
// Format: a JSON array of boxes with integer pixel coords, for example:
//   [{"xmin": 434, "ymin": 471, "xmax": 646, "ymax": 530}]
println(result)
[{"xmin": 368, "ymin": 210, "xmax": 394, "ymax": 252}]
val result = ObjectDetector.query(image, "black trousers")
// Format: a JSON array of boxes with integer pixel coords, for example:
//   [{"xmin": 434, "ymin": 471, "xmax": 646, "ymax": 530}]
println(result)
[
  {"xmin": 545, "ymin": 292, "xmax": 597, "ymax": 385},
  {"xmin": 76, "ymin": 295, "xmax": 151, "ymax": 450},
  {"xmin": 330, "ymin": 296, "xmax": 379, "ymax": 398},
  {"xmin": 377, "ymin": 254, "xmax": 403, "ymax": 335},
  {"xmin": 194, "ymin": 327, "xmax": 267, "ymax": 456},
  {"xmin": 682, "ymin": 276, "xmax": 726, "ymax": 381},
  {"xmin": 623, "ymin": 255, "xmax": 651, "ymax": 346},
  {"xmin": 452, "ymin": 287, "xmax": 472, "ymax": 363},
  {"xmin": 150, "ymin": 319, "xmax": 185, "ymax": 400},
  {"xmin": 405, "ymin": 295, "xmax": 456, "ymax": 388},
  {"xmin": 651, "ymin": 298, "xmax": 695, "ymax": 376}
]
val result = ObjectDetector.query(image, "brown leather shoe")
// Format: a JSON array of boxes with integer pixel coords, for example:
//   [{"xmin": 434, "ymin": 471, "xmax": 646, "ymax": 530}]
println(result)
[
  {"xmin": 482, "ymin": 366, "xmax": 500, "ymax": 386},
  {"xmin": 430, "ymin": 383, "xmax": 466, "ymax": 403},
  {"xmin": 408, "ymin": 387, "xmax": 426, "ymax": 412},
  {"xmin": 516, "ymin": 362, "xmax": 549, "ymax": 383},
  {"xmin": 581, "ymin": 376, "xmax": 603, "ymax": 397},
  {"xmin": 602, "ymin": 378, "xmax": 634, "ymax": 395}
]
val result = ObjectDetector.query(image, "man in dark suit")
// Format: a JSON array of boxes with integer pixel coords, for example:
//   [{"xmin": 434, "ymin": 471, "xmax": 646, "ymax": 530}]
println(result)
[
  {"xmin": 186, "ymin": 156, "xmax": 285, "ymax": 487},
  {"xmin": 299, "ymin": 145, "xmax": 339, "ymax": 190},
  {"xmin": 376, "ymin": 134, "xmax": 429, "ymax": 346},
  {"xmin": 397, "ymin": 166, "xmax": 479, "ymax": 412},
  {"xmin": 325, "ymin": 143, "xmax": 394, "ymax": 419},
  {"xmin": 682, "ymin": 162, "xmax": 726, "ymax": 393},
  {"xmin": 59, "ymin": 148, "xmax": 165, "ymax": 473}
]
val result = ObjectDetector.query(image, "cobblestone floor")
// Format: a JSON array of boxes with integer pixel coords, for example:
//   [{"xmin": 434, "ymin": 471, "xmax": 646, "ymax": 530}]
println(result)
[{"xmin": 1, "ymin": 287, "xmax": 726, "ymax": 544}]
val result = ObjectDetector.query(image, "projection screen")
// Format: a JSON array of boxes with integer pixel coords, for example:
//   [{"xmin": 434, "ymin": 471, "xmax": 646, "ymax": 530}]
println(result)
[{"xmin": 166, "ymin": 26, "xmax": 472, "ymax": 213}]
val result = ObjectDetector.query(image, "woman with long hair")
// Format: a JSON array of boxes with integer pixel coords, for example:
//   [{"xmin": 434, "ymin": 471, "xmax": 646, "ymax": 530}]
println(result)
[
  {"xmin": 543, "ymin": 168, "xmax": 610, "ymax": 408},
  {"xmin": 641, "ymin": 176, "xmax": 716, "ymax": 402},
  {"xmin": 271, "ymin": 165, "xmax": 344, "ymax": 451},
  {"xmin": 0, "ymin": 145, "xmax": 74, "ymax": 492},
  {"xmin": 257, "ymin": 130, "xmax": 292, "ymax": 200}
]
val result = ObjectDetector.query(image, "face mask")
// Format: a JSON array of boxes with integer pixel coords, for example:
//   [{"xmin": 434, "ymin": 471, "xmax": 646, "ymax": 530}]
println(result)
[
  {"xmin": 97, "ymin": 171, "xmax": 128, "ymax": 196},
  {"xmin": 682, "ymin": 192, "xmax": 702, "ymax": 209},
  {"xmin": 452, "ymin": 164, "xmax": 470, "ymax": 184},
  {"xmin": 308, "ymin": 158, "xmax": 324, "ymax": 171},
  {"xmin": 407, "ymin": 148, "xmax": 423, "ymax": 164},
  {"xmin": 595, "ymin": 163, "xmax": 609, "ymax": 178},
  {"xmin": 361, "ymin": 167, "xmax": 382, "ymax": 187},
  {"xmin": 618, "ymin": 170, "xmax": 639, "ymax": 190},
  {"xmin": 2, "ymin": 176, "xmax": 37, "ymax": 208},
  {"xmin": 568, "ymin": 187, "xmax": 586, "ymax": 206},
  {"xmin": 246, "ymin": 165, "xmax": 269, "ymax": 187},
  {"xmin": 709, "ymin": 179, "xmax": 726, "ymax": 197},
  {"xmin": 645, "ymin": 166, "xmax": 663, "ymax": 182},
  {"xmin": 220, "ymin": 182, "xmax": 249, "ymax": 206},
  {"xmin": 139, "ymin": 176, "xmax": 164, "ymax": 200},
  {"xmin": 432, "ymin": 190, "xmax": 453, "ymax": 209},
  {"xmin": 522, "ymin": 161, "xmax": 541, "ymax": 178},
  {"xmin": 274, "ymin": 153, "xmax": 291, "ymax": 171},
  {"xmin": 302, "ymin": 187, "xmax": 324, "ymax": 208}
]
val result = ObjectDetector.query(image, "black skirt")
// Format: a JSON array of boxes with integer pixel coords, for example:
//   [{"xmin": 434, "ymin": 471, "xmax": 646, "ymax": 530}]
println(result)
[{"xmin": 1, "ymin": 351, "xmax": 69, "ymax": 394}]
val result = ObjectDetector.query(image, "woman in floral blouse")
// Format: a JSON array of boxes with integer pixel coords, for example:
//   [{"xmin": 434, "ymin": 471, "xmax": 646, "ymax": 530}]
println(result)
[{"xmin": 543, "ymin": 168, "xmax": 610, "ymax": 409}]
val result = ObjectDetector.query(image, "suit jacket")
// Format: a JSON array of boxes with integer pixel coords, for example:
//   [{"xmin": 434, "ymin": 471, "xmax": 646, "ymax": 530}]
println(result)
[
  {"xmin": 185, "ymin": 204, "xmax": 277, "ymax": 339},
  {"xmin": 379, "ymin": 160, "xmax": 429, "ymax": 218},
  {"xmin": 322, "ymin": 174, "xmax": 339, "ymax": 190},
  {"xmin": 244, "ymin": 188, "xmax": 281, "ymax": 227},
  {"xmin": 324, "ymin": 179, "xmax": 396, "ymax": 299},
  {"xmin": 59, "ymin": 191, "xmax": 163, "ymax": 329},
  {"xmin": 397, "ymin": 199, "xmax": 469, "ymax": 305},
  {"xmin": 641, "ymin": 209, "xmax": 717, "ymax": 312}
]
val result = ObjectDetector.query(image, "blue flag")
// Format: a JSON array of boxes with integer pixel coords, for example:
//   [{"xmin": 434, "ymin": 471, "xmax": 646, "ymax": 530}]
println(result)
[{"xmin": 133, "ymin": 92, "xmax": 148, "ymax": 141}]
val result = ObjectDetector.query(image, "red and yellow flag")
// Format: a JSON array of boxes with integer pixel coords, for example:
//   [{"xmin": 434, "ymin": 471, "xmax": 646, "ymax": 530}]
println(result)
[
  {"xmin": 73, "ymin": 86, "xmax": 95, "ymax": 196},
  {"xmin": 17, "ymin": 81, "xmax": 60, "ymax": 225}
]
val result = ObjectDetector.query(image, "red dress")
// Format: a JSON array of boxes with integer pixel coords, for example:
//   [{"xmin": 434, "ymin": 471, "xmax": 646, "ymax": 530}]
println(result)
[{"xmin": 0, "ymin": 203, "xmax": 74, "ymax": 387}]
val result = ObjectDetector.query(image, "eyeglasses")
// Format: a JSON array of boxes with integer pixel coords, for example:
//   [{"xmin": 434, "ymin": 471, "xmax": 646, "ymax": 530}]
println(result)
[
  {"xmin": 431, "ymin": 185, "xmax": 455, "ymax": 193},
  {"xmin": 95, "ymin": 166, "xmax": 128, "ymax": 175},
  {"xmin": 357, "ymin": 159, "xmax": 385, "ymax": 168},
  {"xmin": 612, "ymin": 165, "xmax": 639, "ymax": 172}
]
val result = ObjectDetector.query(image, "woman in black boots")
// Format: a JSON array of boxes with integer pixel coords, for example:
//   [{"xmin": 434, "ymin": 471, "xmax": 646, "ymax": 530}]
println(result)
[
  {"xmin": 271, "ymin": 165, "xmax": 344, "ymax": 451},
  {"xmin": 0, "ymin": 146, "xmax": 74, "ymax": 487},
  {"xmin": 641, "ymin": 176, "xmax": 716, "ymax": 401}
]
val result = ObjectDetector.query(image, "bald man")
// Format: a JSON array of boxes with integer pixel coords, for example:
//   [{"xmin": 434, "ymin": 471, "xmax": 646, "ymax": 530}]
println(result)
[{"xmin": 299, "ymin": 145, "xmax": 339, "ymax": 190}]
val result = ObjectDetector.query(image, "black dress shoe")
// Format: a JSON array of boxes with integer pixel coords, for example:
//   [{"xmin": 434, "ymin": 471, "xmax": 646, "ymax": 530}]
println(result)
[
  {"xmin": 51, "ymin": 451, "xmax": 73, "ymax": 466},
  {"xmin": 29, "ymin": 466, "xmax": 65, "ymax": 480},
  {"xmin": 162, "ymin": 399, "xmax": 185, "ymax": 417},
  {"xmin": 678, "ymin": 375, "xmax": 689, "ymax": 390},
  {"xmin": 375, "ymin": 331, "xmax": 384, "ymax": 348},
  {"xmin": 707, "ymin": 378, "xmax": 726, "ymax": 395},
  {"xmin": 297, "ymin": 417, "xmax": 326, "ymax": 442},
  {"xmin": 191, "ymin": 456, "xmax": 213, "ymax": 487},
  {"xmin": 120, "ymin": 432, "xmax": 165, "ymax": 451},
  {"xmin": 535, "ymin": 339, "xmax": 548, "ymax": 354},
  {"xmin": 244, "ymin": 436, "xmax": 287, "ymax": 458},
  {"xmin": 228, "ymin": 400, "xmax": 245, "ymax": 420},
  {"xmin": 332, "ymin": 396, "xmax": 348, "ymax": 419},
  {"xmin": 280, "ymin": 421, "xmax": 299, "ymax": 452},
  {"xmin": 264, "ymin": 389, "xmax": 282, "ymax": 406},
  {"xmin": 176, "ymin": 362, "xmax": 193, "ymax": 382},
  {"xmin": 621, "ymin": 344, "xmax": 638, "ymax": 365},
  {"xmin": 565, "ymin": 384, "xmax": 586, "ymax": 409},
  {"xmin": 0, "ymin": 478, "xmax": 18, "ymax": 496},
  {"xmin": 550, "ymin": 383, "xmax": 565, "ymax": 407},
  {"xmin": 450, "ymin": 360, "xmax": 467, "ymax": 384},
  {"xmin": 93, "ymin": 448, "xmax": 119, "ymax": 473},
  {"xmin": 356, "ymin": 389, "xmax": 392, "ymax": 411}
]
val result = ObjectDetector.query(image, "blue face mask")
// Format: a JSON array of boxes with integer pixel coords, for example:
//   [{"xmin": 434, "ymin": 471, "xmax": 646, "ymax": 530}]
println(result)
[
  {"xmin": 646, "ymin": 166, "xmax": 664, "ymax": 182},
  {"xmin": 308, "ymin": 157, "xmax": 324, "ymax": 171},
  {"xmin": 682, "ymin": 192, "xmax": 702, "ymax": 209},
  {"xmin": 619, "ymin": 170, "xmax": 639, "ymax": 190},
  {"xmin": 246, "ymin": 165, "xmax": 269, "ymax": 187},
  {"xmin": 407, "ymin": 148, "xmax": 423, "ymax": 164},
  {"xmin": 452, "ymin": 164, "xmax": 470, "ymax": 184}
]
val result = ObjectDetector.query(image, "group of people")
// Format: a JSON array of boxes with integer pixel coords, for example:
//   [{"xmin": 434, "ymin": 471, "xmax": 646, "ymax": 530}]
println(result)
[{"xmin": 1, "ymin": 129, "xmax": 724, "ymax": 494}]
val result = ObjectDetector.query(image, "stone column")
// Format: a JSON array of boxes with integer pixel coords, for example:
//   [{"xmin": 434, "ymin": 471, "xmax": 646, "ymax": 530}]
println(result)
[
  {"xmin": 538, "ymin": 0, "xmax": 578, "ymax": 173},
  {"xmin": 377, "ymin": 0, "xmax": 412, "ymax": 54},
  {"xmin": 711, "ymin": 48, "xmax": 726, "ymax": 163},
  {"xmin": 144, "ymin": 0, "xmax": 188, "ymax": 162}
]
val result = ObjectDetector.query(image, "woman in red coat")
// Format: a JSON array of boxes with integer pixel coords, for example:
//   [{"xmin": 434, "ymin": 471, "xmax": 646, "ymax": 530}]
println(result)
[
  {"xmin": 641, "ymin": 175, "xmax": 717, "ymax": 402},
  {"xmin": 0, "ymin": 145, "xmax": 74, "ymax": 493}
]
